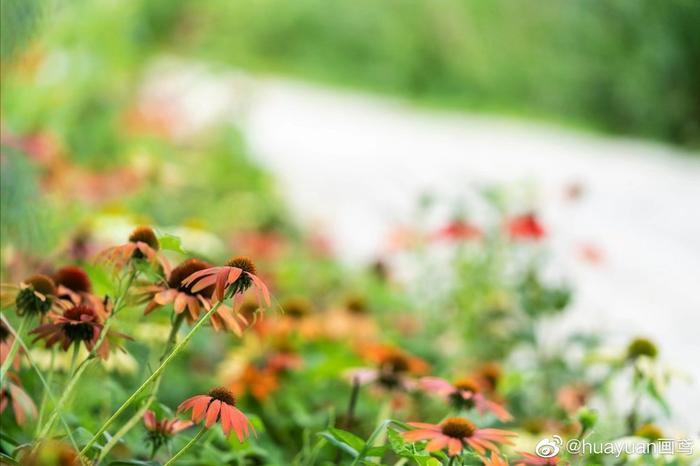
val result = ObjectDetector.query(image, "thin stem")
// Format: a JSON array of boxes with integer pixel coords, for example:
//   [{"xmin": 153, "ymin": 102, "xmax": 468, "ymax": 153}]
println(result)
[
  {"xmin": 34, "ymin": 347, "xmax": 56, "ymax": 434},
  {"xmin": 163, "ymin": 427, "xmax": 207, "ymax": 466},
  {"xmin": 0, "ymin": 315, "xmax": 28, "ymax": 381},
  {"xmin": 38, "ymin": 269, "xmax": 137, "ymax": 438},
  {"xmin": 95, "ymin": 313, "xmax": 187, "ymax": 463},
  {"xmin": 80, "ymin": 301, "xmax": 222, "ymax": 459},
  {"xmin": 448, "ymin": 456, "xmax": 457, "ymax": 466}
]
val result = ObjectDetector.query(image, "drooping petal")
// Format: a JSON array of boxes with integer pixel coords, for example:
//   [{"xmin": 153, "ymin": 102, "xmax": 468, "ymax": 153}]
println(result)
[
  {"xmin": 419, "ymin": 377, "xmax": 454, "ymax": 396},
  {"xmin": 192, "ymin": 397, "xmax": 212, "ymax": 423},
  {"xmin": 249, "ymin": 274, "xmax": 271, "ymax": 306},
  {"xmin": 205, "ymin": 400, "xmax": 221, "ymax": 428},
  {"xmin": 448, "ymin": 438, "xmax": 463, "ymax": 456},
  {"xmin": 219, "ymin": 403, "xmax": 232, "ymax": 436}
]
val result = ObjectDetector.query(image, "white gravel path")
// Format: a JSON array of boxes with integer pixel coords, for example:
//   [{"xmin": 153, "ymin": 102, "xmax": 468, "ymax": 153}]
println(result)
[{"xmin": 141, "ymin": 60, "xmax": 700, "ymax": 432}]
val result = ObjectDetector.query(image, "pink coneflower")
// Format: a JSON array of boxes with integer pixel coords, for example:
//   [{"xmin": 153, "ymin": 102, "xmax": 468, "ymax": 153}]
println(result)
[
  {"xmin": 177, "ymin": 387, "xmax": 254, "ymax": 441},
  {"xmin": 30, "ymin": 304, "xmax": 129, "ymax": 359},
  {"xmin": 432, "ymin": 220, "xmax": 482, "ymax": 242},
  {"xmin": 97, "ymin": 226, "xmax": 170, "ymax": 273},
  {"xmin": 0, "ymin": 373, "xmax": 37, "ymax": 426},
  {"xmin": 143, "ymin": 409, "xmax": 193, "ymax": 452},
  {"xmin": 556, "ymin": 383, "xmax": 590, "ymax": 414},
  {"xmin": 402, "ymin": 417, "xmax": 517, "ymax": 456},
  {"xmin": 181, "ymin": 256, "xmax": 270, "ymax": 306},
  {"xmin": 506, "ymin": 213, "xmax": 545, "ymax": 240},
  {"xmin": 419, "ymin": 376, "xmax": 512, "ymax": 421},
  {"xmin": 144, "ymin": 259, "xmax": 249, "ymax": 335},
  {"xmin": 515, "ymin": 452, "xmax": 562, "ymax": 466}
]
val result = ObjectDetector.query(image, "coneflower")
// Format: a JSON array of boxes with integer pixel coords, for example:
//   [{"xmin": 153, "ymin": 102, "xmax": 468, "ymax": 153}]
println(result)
[
  {"xmin": 145, "ymin": 259, "xmax": 248, "ymax": 335},
  {"xmin": 53, "ymin": 265, "xmax": 110, "ymax": 320},
  {"xmin": 182, "ymin": 255, "xmax": 270, "ymax": 306},
  {"xmin": 15, "ymin": 274, "xmax": 56, "ymax": 317},
  {"xmin": 177, "ymin": 387, "xmax": 253, "ymax": 441},
  {"xmin": 420, "ymin": 376, "xmax": 512, "ymax": 421},
  {"xmin": 30, "ymin": 304, "xmax": 130, "ymax": 359},
  {"xmin": 143, "ymin": 409, "xmax": 193, "ymax": 455},
  {"xmin": 0, "ymin": 373, "xmax": 37, "ymax": 426},
  {"xmin": 402, "ymin": 416, "xmax": 516, "ymax": 456},
  {"xmin": 97, "ymin": 226, "xmax": 169, "ymax": 273}
]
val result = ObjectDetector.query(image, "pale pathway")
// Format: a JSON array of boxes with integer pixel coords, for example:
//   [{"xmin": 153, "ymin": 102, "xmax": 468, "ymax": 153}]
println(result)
[{"xmin": 142, "ymin": 60, "xmax": 700, "ymax": 432}]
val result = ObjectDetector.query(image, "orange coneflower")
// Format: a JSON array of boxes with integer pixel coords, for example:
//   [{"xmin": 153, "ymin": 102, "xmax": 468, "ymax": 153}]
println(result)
[
  {"xmin": 143, "ymin": 409, "xmax": 193, "ymax": 453},
  {"xmin": 144, "ymin": 258, "xmax": 249, "ymax": 336},
  {"xmin": 0, "ymin": 373, "xmax": 37, "ymax": 426},
  {"xmin": 30, "ymin": 304, "xmax": 130, "ymax": 359},
  {"xmin": 182, "ymin": 255, "xmax": 270, "ymax": 306},
  {"xmin": 402, "ymin": 417, "xmax": 517, "ymax": 457},
  {"xmin": 97, "ymin": 226, "xmax": 170, "ymax": 273},
  {"xmin": 419, "ymin": 377, "xmax": 512, "ymax": 421},
  {"xmin": 268, "ymin": 296, "xmax": 322, "ymax": 339},
  {"xmin": 177, "ymin": 387, "xmax": 254, "ymax": 441},
  {"xmin": 323, "ymin": 295, "xmax": 378, "ymax": 342},
  {"xmin": 505, "ymin": 213, "xmax": 546, "ymax": 240},
  {"xmin": 18, "ymin": 440, "xmax": 80, "ymax": 466}
]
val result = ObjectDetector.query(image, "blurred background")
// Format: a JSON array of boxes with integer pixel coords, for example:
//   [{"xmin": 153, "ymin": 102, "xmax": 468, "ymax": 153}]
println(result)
[{"xmin": 2, "ymin": 0, "xmax": 699, "ymax": 431}]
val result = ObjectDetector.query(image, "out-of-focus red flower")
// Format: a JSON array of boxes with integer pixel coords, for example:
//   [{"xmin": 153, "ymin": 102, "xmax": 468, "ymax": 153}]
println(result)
[
  {"xmin": 0, "ymin": 320, "xmax": 21, "ymax": 370},
  {"xmin": 350, "ymin": 345, "xmax": 428, "ymax": 392},
  {"xmin": 577, "ymin": 243, "xmax": 604, "ymax": 264},
  {"xmin": 556, "ymin": 383, "xmax": 590, "ymax": 414},
  {"xmin": 506, "ymin": 213, "xmax": 546, "ymax": 240},
  {"xmin": 419, "ymin": 376, "xmax": 512, "ymax": 421},
  {"xmin": 432, "ymin": 220, "xmax": 482, "ymax": 242}
]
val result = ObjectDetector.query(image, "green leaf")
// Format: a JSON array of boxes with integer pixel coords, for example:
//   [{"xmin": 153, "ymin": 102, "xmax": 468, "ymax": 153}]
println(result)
[
  {"xmin": 158, "ymin": 233, "xmax": 186, "ymax": 254},
  {"xmin": 328, "ymin": 427, "xmax": 366, "ymax": 452},
  {"xmin": 318, "ymin": 431, "xmax": 359, "ymax": 458},
  {"xmin": 0, "ymin": 452, "xmax": 19, "ymax": 465}
]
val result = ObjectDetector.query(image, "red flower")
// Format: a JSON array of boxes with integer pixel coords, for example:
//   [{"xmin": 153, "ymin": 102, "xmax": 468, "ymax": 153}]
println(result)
[
  {"xmin": 30, "ymin": 304, "xmax": 130, "ymax": 359},
  {"xmin": 506, "ymin": 213, "xmax": 545, "ymax": 240},
  {"xmin": 0, "ymin": 373, "xmax": 37, "ymax": 426},
  {"xmin": 53, "ymin": 266, "xmax": 110, "ymax": 321},
  {"xmin": 402, "ymin": 417, "xmax": 517, "ymax": 456},
  {"xmin": 177, "ymin": 387, "xmax": 254, "ymax": 441},
  {"xmin": 182, "ymin": 256, "xmax": 270, "ymax": 306},
  {"xmin": 433, "ymin": 220, "xmax": 482, "ymax": 242},
  {"xmin": 419, "ymin": 376, "xmax": 512, "ymax": 421}
]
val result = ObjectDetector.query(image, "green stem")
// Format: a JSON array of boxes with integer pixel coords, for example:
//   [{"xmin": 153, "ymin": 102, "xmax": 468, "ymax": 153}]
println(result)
[
  {"xmin": 34, "ymin": 347, "xmax": 56, "ymax": 435},
  {"xmin": 95, "ymin": 313, "xmax": 186, "ymax": 463},
  {"xmin": 80, "ymin": 301, "xmax": 222, "ymax": 459},
  {"xmin": 38, "ymin": 269, "xmax": 137, "ymax": 438},
  {"xmin": 163, "ymin": 427, "xmax": 207, "ymax": 466},
  {"xmin": 447, "ymin": 456, "xmax": 457, "ymax": 466},
  {"xmin": 0, "ymin": 315, "xmax": 28, "ymax": 381}
]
